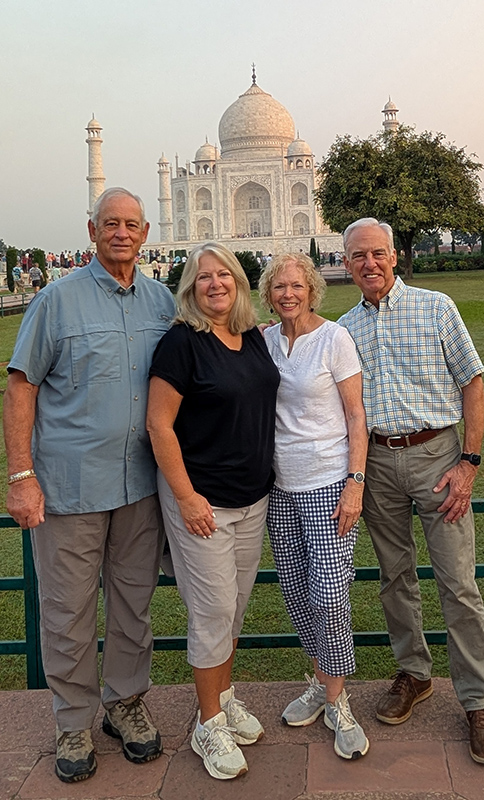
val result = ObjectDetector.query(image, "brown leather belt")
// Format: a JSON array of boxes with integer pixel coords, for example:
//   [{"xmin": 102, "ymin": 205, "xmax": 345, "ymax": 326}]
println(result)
[{"xmin": 370, "ymin": 427, "xmax": 450, "ymax": 450}]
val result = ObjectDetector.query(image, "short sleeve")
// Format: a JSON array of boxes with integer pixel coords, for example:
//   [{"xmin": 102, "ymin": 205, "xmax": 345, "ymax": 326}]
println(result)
[
  {"xmin": 329, "ymin": 324, "xmax": 361, "ymax": 384},
  {"xmin": 8, "ymin": 294, "xmax": 57, "ymax": 385},
  {"xmin": 149, "ymin": 323, "xmax": 195, "ymax": 396},
  {"xmin": 438, "ymin": 296, "xmax": 483, "ymax": 388}
]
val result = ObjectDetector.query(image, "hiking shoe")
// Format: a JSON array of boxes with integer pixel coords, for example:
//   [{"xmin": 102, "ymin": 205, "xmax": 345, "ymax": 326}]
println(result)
[
  {"xmin": 102, "ymin": 694, "xmax": 162, "ymax": 763},
  {"xmin": 376, "ymin": 673, "xmax": 433, "ymax": 725},
  {"xmin": 191, "ymin": 710, "xmax": 248, "ymax": 780},
  {"xmin": 282, "ymin": 673, "xmax": 326, "ymax": 726},
  {"xmin": 55, "ymin": 727, "xmax": 96, "ymax": 783},
  {"xmin": 220, "ymin": 685, "xmax": 264, "ymax": 745},
  {"xmin": 324, "ymin": 689, "xmax": 369, "ymax": 760}
]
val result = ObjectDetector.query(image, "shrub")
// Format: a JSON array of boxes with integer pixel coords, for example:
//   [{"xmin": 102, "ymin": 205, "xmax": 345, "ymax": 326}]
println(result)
[
  {"xmin": 234, "ymin": 251, "xmax": 261, "ymax": 289},
  {"xmin": 31, "ymin": 248, "xmax": 48, "ymax": 287}
]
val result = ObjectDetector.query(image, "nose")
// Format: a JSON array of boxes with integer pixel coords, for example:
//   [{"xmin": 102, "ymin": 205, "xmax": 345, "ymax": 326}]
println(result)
[
  {"xmin": 114, "ymin": 222, "xmax": 129, "ymax": 238},
  {"xmin": 364, "ymin": 250, "xmax": 377, "ymax": 267}
]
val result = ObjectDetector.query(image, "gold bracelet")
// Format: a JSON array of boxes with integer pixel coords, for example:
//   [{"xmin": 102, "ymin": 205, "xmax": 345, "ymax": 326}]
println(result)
[{"xmin": 8, "ymin": 469, "xmax": 37, "ymax": 485}]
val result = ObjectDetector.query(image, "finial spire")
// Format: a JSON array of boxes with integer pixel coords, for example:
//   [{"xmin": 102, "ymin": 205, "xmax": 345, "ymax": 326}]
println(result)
[{"xmin": 251, "ymin": 63, "xmax": 256, "ymax": 85}]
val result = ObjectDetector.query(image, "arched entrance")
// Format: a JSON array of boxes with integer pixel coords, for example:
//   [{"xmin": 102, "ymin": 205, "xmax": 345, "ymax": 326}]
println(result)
[{"xmin": 233, "ymin": 181, "xmax": 272, "ymax": 238}]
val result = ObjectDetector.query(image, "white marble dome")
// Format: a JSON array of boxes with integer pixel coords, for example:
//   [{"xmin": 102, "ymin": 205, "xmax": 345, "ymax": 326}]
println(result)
[
  {"xmin": 287, "ymin": 137, "xmax": 312, "ymax": 157},
  {"xmin": 195, "ymin": 141, "xmax": 217, "ymax": 162},
  {"xmin": 218, "ymin": 82, "xmax": 295, "ymax": 160},
  {"xmin": 86, "ymin": 115, "xmax": 101, "ymax": 129},
  {"xmin": 383, "ymin": 98, "xmax": 398, "ymax": 111}
]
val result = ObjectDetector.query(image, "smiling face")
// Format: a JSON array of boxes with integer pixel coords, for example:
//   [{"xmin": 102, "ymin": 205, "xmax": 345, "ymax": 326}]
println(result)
[
  {"xmin": 343, "ymin": 225, "xmax": 397, "ymax": 306},
  {"xmin": 269, "ymin": 261, "xmax": 311, "ymax": 324},
  {"xmin": 194, "ymin": 252, "xmax": 237, "ymax": 324},
  {"xmin": 88, "ymin": 194, "xmax": 149, "ymax": 276}
]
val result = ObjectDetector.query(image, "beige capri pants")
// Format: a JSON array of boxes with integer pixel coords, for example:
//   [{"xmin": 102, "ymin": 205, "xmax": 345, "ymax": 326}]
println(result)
[{"xmin": 157, "ymin": 472, "xmax": 268, "ymax": 669}]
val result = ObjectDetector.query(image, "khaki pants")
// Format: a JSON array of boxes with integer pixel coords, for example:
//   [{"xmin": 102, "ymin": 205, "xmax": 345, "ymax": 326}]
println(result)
[
  {"xmin": 31, "ymin": 495, "xmax": 162, "ymax": 730},
  {"xmin": 363, "ymin": 426, "xmax": 484, "ymax": 711}
]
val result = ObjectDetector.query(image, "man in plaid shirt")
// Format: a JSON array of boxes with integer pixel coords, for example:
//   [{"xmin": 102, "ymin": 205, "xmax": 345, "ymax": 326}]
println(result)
[{"xmin": 339, "ymin": 217, "xmax": 484, "ymax": 765}]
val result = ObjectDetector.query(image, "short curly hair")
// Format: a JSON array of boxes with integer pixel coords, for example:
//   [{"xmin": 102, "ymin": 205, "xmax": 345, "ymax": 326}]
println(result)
[{"xmin": 258, "ymin": 253, "xmax": 326, "ymax": 312}]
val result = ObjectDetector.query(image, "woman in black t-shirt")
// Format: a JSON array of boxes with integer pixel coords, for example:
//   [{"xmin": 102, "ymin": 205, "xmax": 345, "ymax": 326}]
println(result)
[{"xmin": 147, "ymin": 242, "xmax": 279, "ymax": 781}]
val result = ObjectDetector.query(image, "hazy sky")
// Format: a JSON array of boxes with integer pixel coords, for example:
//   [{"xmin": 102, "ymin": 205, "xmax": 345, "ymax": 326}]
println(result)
[{"xmin": 2, "ymin": 0, "xmax": 484, "ymax": 252}]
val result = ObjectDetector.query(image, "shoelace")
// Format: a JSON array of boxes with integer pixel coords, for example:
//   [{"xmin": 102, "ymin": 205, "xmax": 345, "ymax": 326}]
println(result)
[
  {"xmin": 225, "ymin": 696, "xmax": 249, "ymax": 723},
  {"xmin": 58, "ymin": 730, "xmax": 90, "ymax": 750},
  {"xmin": 299, "ymin": 673, "xmax": 324, "ymax": 705},
  {"xmin": 389, "ymin": 673, "xmax": 412, "ymax": 695},
  {"xmin": 118, "ymin": 697, "xmax": 152, "ymax": 735},
  {"xmin": 469, "ymin": 709, "xmax": 484, "ymax": 728},
  {"xmin": 333, "ymin": 694, "xmax": 357, "ymax": 732},
  {"xmin": 202, "ymin": 723, "xmax": 238, "ymax": 756}
]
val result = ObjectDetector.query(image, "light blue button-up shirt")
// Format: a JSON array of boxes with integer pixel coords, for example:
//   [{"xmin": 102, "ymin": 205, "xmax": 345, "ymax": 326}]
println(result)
[
  {"xmin": 338, "ymin": 276, "xmax": 483, "ymax": 436},
  {"xmin": 9, "ymin": 257, "xmax": 175, "ymax": 514}
]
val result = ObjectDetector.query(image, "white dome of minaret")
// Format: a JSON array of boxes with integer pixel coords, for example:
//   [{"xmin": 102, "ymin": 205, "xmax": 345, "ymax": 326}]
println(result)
[{"xmin": 382, "ymin": 97, "xmax": 399, "ymax": 134}]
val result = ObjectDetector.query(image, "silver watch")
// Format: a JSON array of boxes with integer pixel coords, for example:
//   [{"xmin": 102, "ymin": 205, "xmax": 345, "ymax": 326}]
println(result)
[{"xmin": 347, "ymin": 471, "xmax": 365, "ymax": 484}]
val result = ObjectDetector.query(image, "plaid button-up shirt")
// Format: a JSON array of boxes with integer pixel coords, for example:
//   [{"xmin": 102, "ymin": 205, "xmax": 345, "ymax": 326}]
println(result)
[{"xmin": 338, "ymin": 276, "xmax": 483, "ymax": 436}]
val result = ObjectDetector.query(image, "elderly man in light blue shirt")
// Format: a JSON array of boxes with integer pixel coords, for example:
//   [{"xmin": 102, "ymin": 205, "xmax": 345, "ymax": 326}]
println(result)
[{"xmin": 4, "ymin": 188, "xmax": 176, "ymax": 783}]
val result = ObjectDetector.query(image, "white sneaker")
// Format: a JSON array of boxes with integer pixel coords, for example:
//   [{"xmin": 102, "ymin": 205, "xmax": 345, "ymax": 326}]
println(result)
[
  {"xmin": 220, "ymin": 686, "xmax": 264, "ymax": 745},
  {"xmin": 191, "ymin": 711, "xmax": 248, "ymax": 780},
  {"xmin": 324, "ymin": 689, "xmax": 369, "ymax": 759},
  {"xmin": 282, "ymin": 674, "xmax": 326, "ymax": 726}
]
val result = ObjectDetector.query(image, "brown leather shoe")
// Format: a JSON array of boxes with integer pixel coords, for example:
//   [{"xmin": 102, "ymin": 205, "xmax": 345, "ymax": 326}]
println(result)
[
  {"xmin": 467, "ymin": 709, "xmax": 484, "ymax": 763},
  {"xmin": 376, "ymin": 673, "xmax": 433, "ymax": 724}
]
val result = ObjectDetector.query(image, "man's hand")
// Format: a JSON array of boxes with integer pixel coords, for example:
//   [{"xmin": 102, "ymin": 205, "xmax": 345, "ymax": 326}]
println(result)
[
  {"xmin": 177, "ymin": 491, "xmax": 217, "ymax": 538},
  {"xmin": 433, "ymin": 460, "xmax": 477, "ymax": 523},
  {"xmin": 7, "ymin": 479, "xmax": 45, "ymax": 529},
  {"xmin": 331, "ymin": 481, "xmax": 364, "ymax": 536}
]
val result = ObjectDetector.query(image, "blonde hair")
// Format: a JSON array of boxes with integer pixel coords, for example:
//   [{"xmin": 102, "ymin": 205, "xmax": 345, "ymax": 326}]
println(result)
[
  {"xmin": 258, "ymin": 253, "xmax": 326, "ymax": 312},
  {"xmin": 175, "ymin": 242, "xmax": 256, "ymax": 334}
]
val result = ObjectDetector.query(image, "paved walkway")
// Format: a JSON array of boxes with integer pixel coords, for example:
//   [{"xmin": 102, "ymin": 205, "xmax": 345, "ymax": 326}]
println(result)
[{"xmin": 1, "ymin": 678, "xmax": 482, "ymax": 800}]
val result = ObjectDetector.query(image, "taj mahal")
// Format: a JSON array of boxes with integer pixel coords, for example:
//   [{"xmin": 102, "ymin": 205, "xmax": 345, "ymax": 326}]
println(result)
[{"xmin": 86, "ymin": 68, "xmax": 399, "ymax": 255}]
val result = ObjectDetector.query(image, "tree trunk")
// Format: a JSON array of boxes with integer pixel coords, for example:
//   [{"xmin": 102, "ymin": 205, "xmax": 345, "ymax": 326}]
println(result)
[
  {"xmin": 451, "ymin": 237, "xmax": 456, "ymax": 255},
  {"xmin": 399, "ymin": 232, "xmax": 414, "ymax": 280}
]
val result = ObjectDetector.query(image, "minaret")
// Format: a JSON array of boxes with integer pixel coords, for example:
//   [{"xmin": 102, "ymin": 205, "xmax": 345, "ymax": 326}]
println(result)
[
  {"xmin": 382, "ymin": 97, "xmax": 399, "ymax": 134},
  {"xmin": 86, "ymin": 114, "xmax": 106, "ymax": 216},
  {"xmin": 158, "ymin": 154, "xmax": 174, "ymax": 243}
]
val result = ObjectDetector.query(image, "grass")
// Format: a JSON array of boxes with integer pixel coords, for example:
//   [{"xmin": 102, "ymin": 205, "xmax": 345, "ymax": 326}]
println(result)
[{"xmin": 1, "ymin": 271, "xmax": 483, "ymax": 689}]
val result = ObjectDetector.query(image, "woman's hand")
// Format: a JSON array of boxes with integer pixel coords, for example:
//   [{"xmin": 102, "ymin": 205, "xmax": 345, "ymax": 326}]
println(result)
[
  {"xmin": 331, "ymin": 481, "xmax": 364, "ymax": 537},
  {"xmin": 177, "ymin": 491, "xmax": 217, "ymax": 538}
]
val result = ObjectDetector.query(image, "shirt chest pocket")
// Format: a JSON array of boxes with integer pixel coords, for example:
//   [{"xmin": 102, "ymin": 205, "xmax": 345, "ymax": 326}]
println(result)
[
  {"xmin": 136, "ymin": 316, "xmax": 172, "ymax": 359},
  {"xmin": 67, "ymin": 323, "xmax": 124, "ymax": 386}
]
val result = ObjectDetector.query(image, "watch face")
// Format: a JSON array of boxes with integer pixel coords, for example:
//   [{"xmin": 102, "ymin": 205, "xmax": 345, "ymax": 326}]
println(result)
[
  {"xmin": 354, "ymin": 471, "xmax": 365, "ymax": 483},
  {"xmin": 461, "ymin": 453, "xmax": 481, "ymax": 466}
]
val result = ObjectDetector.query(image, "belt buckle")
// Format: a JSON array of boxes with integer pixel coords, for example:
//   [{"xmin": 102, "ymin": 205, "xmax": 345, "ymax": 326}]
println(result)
[{"xmin": 386, "ymin": 435, "xmax": 405, "ymax": 450}]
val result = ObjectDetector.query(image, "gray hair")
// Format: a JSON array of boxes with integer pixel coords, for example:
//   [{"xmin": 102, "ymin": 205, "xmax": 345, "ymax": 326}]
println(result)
[
  {"xmin": 91, "ymin": 187, "xmax": 146, "ymax": 227},
  {"xmin": 175, "ymin": 241, "xmax": 256, "ymax": 334},
  {"xmin": 343, "ymin": 218, "xmax": 394, "ymax": 253},
  {"xmin": 258, "ymin": 252, "xmax": 326, "ymax": 312}
]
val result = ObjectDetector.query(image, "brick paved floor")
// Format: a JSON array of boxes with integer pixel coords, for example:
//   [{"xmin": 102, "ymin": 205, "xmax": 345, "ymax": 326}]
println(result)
[{"xmin": 1, "ymin": 678, "xmax": 482, "ymax": 800}]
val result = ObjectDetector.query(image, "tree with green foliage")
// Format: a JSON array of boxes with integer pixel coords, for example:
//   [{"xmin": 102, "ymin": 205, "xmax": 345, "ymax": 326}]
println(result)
[
  {"xmin": 315, "ymin": 126, "xmax": 484, "ymax": 279},
  {"xmin": 234, "ymin": 251, "xmax": 261, "ymax": 289},
  {"xmin": 309, "ymin": 237, "xmax": 319, "ymax": 266},
  {"xmin": 6, "ymin": 247, "xmax": 17, "ymax": 293},
  {"xmin": 31, "ymin": 248, "xmax": 48, "ymax": 287},
  {"xmin": 452, "ymin": 230, "xmax": 481, "ymax": 253}
]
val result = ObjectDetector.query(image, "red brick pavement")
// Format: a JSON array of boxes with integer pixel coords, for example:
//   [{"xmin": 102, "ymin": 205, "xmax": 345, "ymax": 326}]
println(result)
[{"xmin": 0, "ymin": 678, "xmax": 482, "ymax": 800}]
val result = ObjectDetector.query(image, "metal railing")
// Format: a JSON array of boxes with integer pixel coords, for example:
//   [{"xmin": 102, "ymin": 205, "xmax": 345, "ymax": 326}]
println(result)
[{"xmin": 1, "ymin": 502, "xmax": 484, "ymax": 689}]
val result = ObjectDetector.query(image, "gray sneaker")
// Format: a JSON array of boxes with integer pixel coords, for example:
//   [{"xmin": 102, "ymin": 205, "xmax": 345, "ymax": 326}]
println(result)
[
  {"xmin": 221, "ymin": 685, "xmax": 264, "ymax": 744},
  {"xmin": 55, "ymin": 727, "xmax": 96, "ymax": 783},
  {"xmin": 102, "ymin": 694, "xmax": 162, "ymax": 763},
  {"xmin": 282, "ymin": 674, "xmax": 326, "ymax": 726},
  {"xmin": 191, "ymin": 710, "xmax": 248, "ymax": 780},
  {"xmin": 324, "ymin": 689, "xmax": 369, "ymax": 759}
]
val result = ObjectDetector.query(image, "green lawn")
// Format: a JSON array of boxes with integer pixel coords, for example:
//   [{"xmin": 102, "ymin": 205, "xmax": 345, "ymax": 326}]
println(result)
[{"xmin": 1, "ymin": 272, "xmax": 483, "ymax": 689}]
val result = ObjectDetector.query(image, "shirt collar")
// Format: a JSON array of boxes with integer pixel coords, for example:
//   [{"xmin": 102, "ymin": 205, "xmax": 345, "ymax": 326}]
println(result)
[
  {"xmin": 88, "ymin": 256, "xmax": 139, "ymax": 298},
  {"xmin": 361, "ymin": 275, "xmax": 405, "ymax": 311}
]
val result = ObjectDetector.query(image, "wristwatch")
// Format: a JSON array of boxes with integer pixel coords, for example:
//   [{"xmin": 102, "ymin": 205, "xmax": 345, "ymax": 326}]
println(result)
[
  {"xmin": 460, "ymin": 453, "xmax": 481, "ymax": 467},
  {"xmin": 347, "ymin": 471, "xmax": 365, "ymax": 484}
]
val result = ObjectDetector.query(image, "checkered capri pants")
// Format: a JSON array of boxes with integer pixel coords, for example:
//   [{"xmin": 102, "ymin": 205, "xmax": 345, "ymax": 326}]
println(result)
[{"xmin": 267, "ymin": 480, "xmax": 357, "ymax": 677}]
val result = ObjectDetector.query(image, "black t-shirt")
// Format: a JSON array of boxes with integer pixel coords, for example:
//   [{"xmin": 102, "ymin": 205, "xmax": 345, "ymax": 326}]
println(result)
[{"xmin": 149, "ymin": 323, "xmax": 280, "ymax": 507}]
